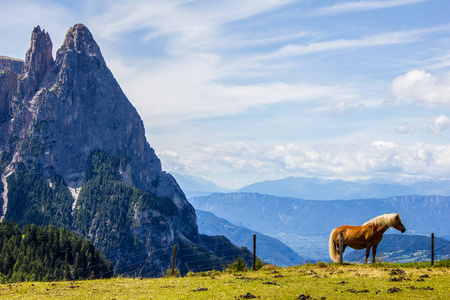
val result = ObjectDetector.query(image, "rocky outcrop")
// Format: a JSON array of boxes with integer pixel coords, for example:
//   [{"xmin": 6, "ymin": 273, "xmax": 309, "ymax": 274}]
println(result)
[
  {"xmin": 0, "ymin": 70, "xmax": 16, "ymax": 120},
  {"xmin": 0, "ymin": 70, "xmax": 17, "ymax": 149},
  {"xmin": 0, "ymin": 56, "xmax": 24, "ymax": 74},
  {"xmin": 0, "ymin": 24, "xmax": 212, "ymax": 275}
]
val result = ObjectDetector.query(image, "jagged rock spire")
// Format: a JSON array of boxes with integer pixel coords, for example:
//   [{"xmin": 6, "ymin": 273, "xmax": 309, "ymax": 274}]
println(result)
[{"xmin": 22, "ymin": 26, "xmax": 53, "ymax": 88}]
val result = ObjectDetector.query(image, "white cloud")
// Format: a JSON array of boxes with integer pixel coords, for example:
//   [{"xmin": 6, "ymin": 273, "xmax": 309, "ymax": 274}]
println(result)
[
  {"xmin": 314, "ymin": 0, "xmax": 432, "ymax": 16},
  {"xmin": 261, "ymin": 26, "xmax": 447, "ymax": 60},
  {"xmin": 158, "ymin": 150, "xmax": 208, "ymax": 174},
  {"xmin": 429, "ymin": 115, "xmax": 450, "ymax": 134},
  {"xmin": 88, "ymin": 0, "xmax": 296, "ymax": 52},
  {"xmin": 329, "ymin": 100, "xmax": 364, "ymax": 115},
  {"xmin": 390, "ymin": 70, "xmax": 450, "ymax": 106},
  {"xmin": 111, "ymin": 55, "xmax": 358, "ymax": 124},
  {"xmin": 159, "ymin": 141, "xmax": 450, "ymax": 187},
  {"xmin": 395, "ymin": 123, "xmax": 416, "ymax": 134}
]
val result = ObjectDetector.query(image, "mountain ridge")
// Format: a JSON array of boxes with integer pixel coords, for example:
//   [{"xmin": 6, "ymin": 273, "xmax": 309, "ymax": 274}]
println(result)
[
  {"xmin": 190, "ymin": 193, "xmax": 450, "ymax": 238},
  {"xmin": 238, "ymin": 176, "xmax": 450, "ymax": 200},
  {"xmin": 190, "ymin": 192, "xmax": 450, "ymax": 260}
]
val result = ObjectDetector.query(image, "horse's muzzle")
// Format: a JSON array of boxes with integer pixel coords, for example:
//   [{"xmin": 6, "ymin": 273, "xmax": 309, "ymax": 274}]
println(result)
[{"xmin": 401, "ymin": 228, "xmax": 406, "ymax": 233}]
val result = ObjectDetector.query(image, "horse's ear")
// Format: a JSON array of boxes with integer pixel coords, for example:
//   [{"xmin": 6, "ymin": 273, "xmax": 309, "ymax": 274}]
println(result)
[{"xmin": 396, "ymin": 213, "xmax": 399, "ymax": 217}]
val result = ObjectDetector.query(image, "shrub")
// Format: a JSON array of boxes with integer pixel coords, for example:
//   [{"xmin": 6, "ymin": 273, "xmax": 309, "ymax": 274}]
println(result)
[
  {"xmin": 227, "ymin": 256, "xmax": 248, "ymax": 272},
  {"xmin": 254, "ymin": 257, "xmax": 265, "ymax": 271},
  {"xmin": 165, "ymin": 268, "xmax": 180, "ymax": 277}
]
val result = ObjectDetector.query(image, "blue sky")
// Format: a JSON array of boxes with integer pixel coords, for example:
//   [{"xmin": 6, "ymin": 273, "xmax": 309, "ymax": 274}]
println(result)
[{"xmin": 1, "ymin": 0, "xmax": 450, "ymax": 188}]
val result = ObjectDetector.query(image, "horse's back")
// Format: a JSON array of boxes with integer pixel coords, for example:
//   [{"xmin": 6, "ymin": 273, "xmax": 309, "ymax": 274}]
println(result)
[{"xmin": 333, "ymin": 225, "xmax": 371, "ymax": 242}]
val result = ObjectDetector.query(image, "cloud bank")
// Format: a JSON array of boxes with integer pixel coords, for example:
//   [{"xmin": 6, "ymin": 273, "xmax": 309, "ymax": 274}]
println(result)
[{"xmin": 159, "ymin": 141, "xmax": 450, "ymax": 187}]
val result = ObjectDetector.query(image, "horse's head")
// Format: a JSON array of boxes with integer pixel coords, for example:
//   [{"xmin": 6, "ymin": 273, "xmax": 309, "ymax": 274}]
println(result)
[{"xmin": 393, "ymin": 213, "xmax": 406, "ymax": 233}]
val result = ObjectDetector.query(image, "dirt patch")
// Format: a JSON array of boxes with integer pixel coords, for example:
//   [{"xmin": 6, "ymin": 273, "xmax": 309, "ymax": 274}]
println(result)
[
  {"xmin": 262, "ymin": 281, "xmax": 278, "ymax": 285},
  {"xmin": 406, "ymin": 286, "xmax": 434, "ymax": 291},
  {"xmin": 347, "ymin": 288, "xmax": 369, "ymax": 294},
  {"xmin": 388, "ymin": 269, "xmax": 406, "ymax": 276},
  {"xmin": 190, "ymin": 287, "xmax": 208, "ymax": 292},
  {"xmin": 389, "ymin": 276, "xmax": 405, "ymax": 282},
  {"xmin": 387, "ymin": 287, "xmax": 402, "ymax": 293},
  {"xmin": 238, "ymin": 292, "xmax": 259, "ymax": 299}
]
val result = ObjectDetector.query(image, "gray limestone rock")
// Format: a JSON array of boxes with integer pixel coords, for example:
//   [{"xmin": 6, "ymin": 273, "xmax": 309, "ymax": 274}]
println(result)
[{"xmin": 0, "ymin": 24, "xmax": 204, "ymax": 273}]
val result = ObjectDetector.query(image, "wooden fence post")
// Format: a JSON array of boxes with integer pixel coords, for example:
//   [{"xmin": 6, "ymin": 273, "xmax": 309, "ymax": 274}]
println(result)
[
  {"xmin": 339, "ymin": 232, "xmax": 344, "ymax": 265},
  {"xmin": 171, "ymin": 245, "xmax": 177, "ymax": 276},
  {"xmin": 252, "ymin": 234, "xmax": 256, "ymax": 271},
  {"xmin": 431, "ymin": 233, "xmax": 434, "ymax": 266}
]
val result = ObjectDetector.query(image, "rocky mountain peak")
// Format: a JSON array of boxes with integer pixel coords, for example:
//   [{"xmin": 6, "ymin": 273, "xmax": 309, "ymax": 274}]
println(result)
[
  {"xmin": 0, "ymin": 24, "xmax": 251, "ymax": 276},
  {"xmin": 22, "ymin": 25, "xmax": 53, "ymax": 90},
  {"xmin": 58, "ymin": 23, "xmax": 103, "ymax": 62},
  {"xmin": 4, "ymin": 23, "xmax": 199, "ymax": 238}
]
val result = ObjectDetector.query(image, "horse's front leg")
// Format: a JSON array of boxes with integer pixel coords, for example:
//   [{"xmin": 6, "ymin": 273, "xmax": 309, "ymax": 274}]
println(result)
[
  {"xmin": 364, "ymin": 245, "xmax": 371, "ymax": 264},
  {"xmin": 372, "ymin": 244, "xmax": 378, "ymax": 264}
]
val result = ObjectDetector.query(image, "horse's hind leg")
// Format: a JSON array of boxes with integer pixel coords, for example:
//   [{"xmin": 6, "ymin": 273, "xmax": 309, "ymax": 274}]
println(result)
[{"xmin": 372, "ymin": 244, "xmax": 378, "ymax": 264}]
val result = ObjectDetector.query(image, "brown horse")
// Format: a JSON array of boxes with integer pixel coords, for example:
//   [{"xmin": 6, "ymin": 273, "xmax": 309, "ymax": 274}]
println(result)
[{"xmin": 329, "ymin": 213, "xmax": 406, "ymax": 264}]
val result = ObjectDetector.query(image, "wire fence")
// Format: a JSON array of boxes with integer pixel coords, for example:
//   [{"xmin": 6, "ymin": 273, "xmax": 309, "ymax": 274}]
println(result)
[
  {"xmin": 2, "ymin": 232, "xmax": 443, "ymax": 284},
  {"xmin": 37, "ymin": 239, "xmax": 254, "ymax": 281}
]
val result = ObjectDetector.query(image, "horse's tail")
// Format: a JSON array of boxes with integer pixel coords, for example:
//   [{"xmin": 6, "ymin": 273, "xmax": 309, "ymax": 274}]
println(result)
[{"xmin": 329, "ymin": 229, "xmax": 340, "ymax": 263}]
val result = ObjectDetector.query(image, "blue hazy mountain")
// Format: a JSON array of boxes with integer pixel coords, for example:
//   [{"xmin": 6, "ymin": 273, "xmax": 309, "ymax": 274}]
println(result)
[
  {"xmin": 190, "ymin": 193, "xmax": 450, "ymax": 261},
  {"xmin": 238, "ymin": 176, "xmax": 450, "ymax": 200},
  {"xmin": 172, "ymin": 173, "xmax": 232, "ymax": 198},
  {"xmin": 196, "ymin": 210, "xmax": 312, "ymax": 266},
  {"xmin": 190, "ymin": 193, "xmax": 450, "ymax": 239}
]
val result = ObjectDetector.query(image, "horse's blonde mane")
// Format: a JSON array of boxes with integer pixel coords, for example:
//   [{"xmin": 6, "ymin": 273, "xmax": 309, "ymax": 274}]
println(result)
[{"xmin": 363, "ymin": 213, "xmax": 400, "ymax": 227}]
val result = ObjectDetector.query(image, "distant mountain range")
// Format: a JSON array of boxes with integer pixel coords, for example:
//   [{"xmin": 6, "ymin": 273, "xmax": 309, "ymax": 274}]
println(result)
[
  {"xmin": 196, "ymin": 209, "xmax": 450, "ymax": 264},
  {"xmin": 239, "ymin": 176, "xmax": 450, "ymax": 200},
  {"xmin": 175, "ymin": 174, "xmax": 450, "ymax": 200},
  {"xmin": 189, "ymin": 193, "xmax": 450, "ymax": 261},
  {"xmin": 196, "ymin": 210, "xmax": 312, "ymax": 266},
  {"xmin": 190, "ymin": 193, "xmax": 450, "ymax": 238}
]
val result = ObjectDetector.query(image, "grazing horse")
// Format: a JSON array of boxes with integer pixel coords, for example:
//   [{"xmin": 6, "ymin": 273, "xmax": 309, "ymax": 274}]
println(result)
[{"xmin": 329, "ymin": 213, "xmax": 406, "ymax": 264}]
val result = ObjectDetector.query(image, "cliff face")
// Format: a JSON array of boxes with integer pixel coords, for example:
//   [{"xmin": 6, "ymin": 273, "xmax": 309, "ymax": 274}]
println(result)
[
  {"xmin": 0, "ymin": 56, "xmax": 23, "ymax": 74},
  {"xmin": 0, "ymin": 24, "xmax": 213, "ymax": 275}
]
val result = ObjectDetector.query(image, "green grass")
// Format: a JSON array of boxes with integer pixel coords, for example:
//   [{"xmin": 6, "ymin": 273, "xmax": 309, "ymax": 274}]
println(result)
[{"xmin": 0, "ymin": 262, "xmax": 449, "ymax": 299}]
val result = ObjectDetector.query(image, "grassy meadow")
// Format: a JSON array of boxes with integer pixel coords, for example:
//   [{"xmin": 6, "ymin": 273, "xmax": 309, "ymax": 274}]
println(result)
[{"xmin": 0, "ymin": 261, "xmax": 449, "ymax": 299}]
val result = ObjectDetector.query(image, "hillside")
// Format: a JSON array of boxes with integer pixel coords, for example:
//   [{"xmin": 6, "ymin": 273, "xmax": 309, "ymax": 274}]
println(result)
[
  {"xmin": 0, "ymin": 221, "xmax": 111, "ymax": 283},
  {"xmin": 196, "ymin": 210, "xmax": 310, "ymax": 266}
]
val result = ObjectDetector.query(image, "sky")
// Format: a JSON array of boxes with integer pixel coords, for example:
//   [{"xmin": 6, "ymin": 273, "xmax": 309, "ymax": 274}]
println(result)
[{"xmin": 1, "ymin": 0, "xmax": 450, "ymax": 189}]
